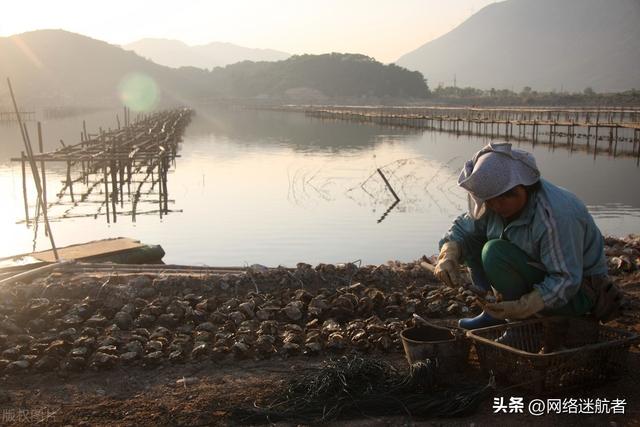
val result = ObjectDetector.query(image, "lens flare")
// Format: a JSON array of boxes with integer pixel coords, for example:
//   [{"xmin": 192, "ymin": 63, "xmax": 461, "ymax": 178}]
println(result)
[{"xmin": 118, "ymin": 73, "xmax": 159, "ymax": 112}]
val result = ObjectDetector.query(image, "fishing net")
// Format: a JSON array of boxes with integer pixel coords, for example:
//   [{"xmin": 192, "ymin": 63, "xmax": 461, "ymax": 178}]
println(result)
[{"xmin": 232, "ymin": 355, "xmax": 493, "ymax": 423}]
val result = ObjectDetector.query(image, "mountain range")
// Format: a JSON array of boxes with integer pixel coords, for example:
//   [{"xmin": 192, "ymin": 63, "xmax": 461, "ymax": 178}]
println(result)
[
  {"xmin": 1, "ymin": 0, "xmax": 638, "ymax": 111},
  {"xmin": 0, "ymin": 30, "xmax": 426, "ymax": 109},
  {"xmin": 396, "ymin": 0, "xmax": 640, "ymax": 92},
  {"xmin": 0, "ymin": 30, "xmax": 208, "ymax": 108},
  {"xmin": 123, "ymin": 39, "xmax": 290, "ymax": 69}
]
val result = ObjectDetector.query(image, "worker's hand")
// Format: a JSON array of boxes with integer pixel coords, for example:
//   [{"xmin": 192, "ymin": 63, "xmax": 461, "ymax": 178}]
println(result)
[
  {"xmin": 434, "ymin": 241, "xmax": 463, "ymax": 287},
  {"xmin": 484, "ymin": 289, "xmax": 545, "ymax": 320}
]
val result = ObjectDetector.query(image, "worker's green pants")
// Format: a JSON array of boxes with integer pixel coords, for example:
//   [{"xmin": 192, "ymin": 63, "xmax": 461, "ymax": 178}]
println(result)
[{"xmin": 466, "ymin": 239, "xmax": 593, "ymax": 316}]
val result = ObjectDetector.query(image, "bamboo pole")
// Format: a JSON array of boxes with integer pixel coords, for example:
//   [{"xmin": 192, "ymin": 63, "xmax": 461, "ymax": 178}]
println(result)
[
  {"xmin": 0, "ymin": 260, "xmax": 73, "ymax": 287},
  {"xmin": 109, "ymin": 146, "xmax": 117, "ymax": 223},
  {"xmin": 8, "ymin": 78, "xmax": 59, "ymax": 261},
  {"xmin": 377, "ymin": 168, "xmax": 400, "ymax": 202},
  {"xmin": 37, "ymin": 122, "xmax": 48, "ymax": 237},
  {"xmin": 66, "ymin": 161, "xmax": 75, "ymax": 202},
  {"xmin": 163, "ymin": 155, "xmax": 169, "ymax": 213},
  {"xmin": 21, "ymin": 151, "xmax": 30, "ymax": 225},
  {"xmin": 103, "ymin": 161, "xmax": 110, "ymax": 224},
  {"xmin": 158, "ymin": 155, "xmax": 164, "ymax": 215},
  {"xmin": 119, "ymin": 158, "xmax": 125, "ymax": 208},
  {"xmin": 636, "ymin": 129, "xmax": 640, "ymax": 166}
]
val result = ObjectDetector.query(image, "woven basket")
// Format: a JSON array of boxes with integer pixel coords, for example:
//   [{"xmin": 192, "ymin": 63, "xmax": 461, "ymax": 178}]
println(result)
[{"xmin": 466, "ymin": 317, "xmax": 639, "ymax": 394}]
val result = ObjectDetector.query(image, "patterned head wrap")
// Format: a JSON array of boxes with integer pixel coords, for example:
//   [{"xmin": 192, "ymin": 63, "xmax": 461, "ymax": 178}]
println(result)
[{"xmin": 458, "ymin": 143, "xmax": 540, "ymax": 218}]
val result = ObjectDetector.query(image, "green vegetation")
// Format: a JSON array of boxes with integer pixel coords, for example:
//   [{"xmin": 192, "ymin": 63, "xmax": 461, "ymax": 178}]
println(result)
[
  {"xmin": 209, "ymin": 53, "xmax": 429, "ymax": 100},
  {"xmin": 0, "ymin": 31, "xmax": 429, "ymax": 107},
  {"xmin": 2, "ymin": 30, "xmax": 636, "ymax": 108},
  {"xmin": 430, "ymin": 85, "xmax": 640, "ymax": 106}
]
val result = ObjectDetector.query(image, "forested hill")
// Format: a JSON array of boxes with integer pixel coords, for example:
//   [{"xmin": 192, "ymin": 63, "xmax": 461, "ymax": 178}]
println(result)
[
  {"xmin": 0, "ymin": 30, "xmax": 428, "ymax": 108},
  {"xmin": 0, "ymin": 30, "xmax": 205, "ymax": 108},
  {"xmin": 209, "ymin": 53, "xmax": 429, "ymax": 100}
]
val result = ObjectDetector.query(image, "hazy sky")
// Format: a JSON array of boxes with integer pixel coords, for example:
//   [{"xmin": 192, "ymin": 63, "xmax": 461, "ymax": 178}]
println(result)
[{"xmin": 2, "ymin": 0, "xmax": 497, "ymax": 63}]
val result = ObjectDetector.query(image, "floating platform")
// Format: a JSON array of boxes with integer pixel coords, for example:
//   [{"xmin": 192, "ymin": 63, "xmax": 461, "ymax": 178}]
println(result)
[{"xmin": 0, "ymin": 237, "xmax": 165, "ymax": 279}]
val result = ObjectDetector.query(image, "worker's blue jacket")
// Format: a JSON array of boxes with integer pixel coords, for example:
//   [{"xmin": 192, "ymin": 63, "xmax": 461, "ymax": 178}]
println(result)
[{"xmin": 439, "ymin": 178, "xmax": 608, "ymax": 309}]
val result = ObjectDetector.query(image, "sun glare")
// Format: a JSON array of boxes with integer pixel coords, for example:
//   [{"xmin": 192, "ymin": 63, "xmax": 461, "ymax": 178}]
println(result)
[
  {"xmin": 9, "ymin": 35, "xmax": 43, "ymax": 68},
  {"xmin": 118, "ymin": 73, "xmax": 160, "ymax": 112}
]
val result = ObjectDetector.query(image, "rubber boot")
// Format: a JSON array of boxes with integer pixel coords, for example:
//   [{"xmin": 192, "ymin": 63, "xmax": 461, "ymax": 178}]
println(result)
[{"xmin": 458, "ymin": 311, "xmax": 506, "ymax": 330}]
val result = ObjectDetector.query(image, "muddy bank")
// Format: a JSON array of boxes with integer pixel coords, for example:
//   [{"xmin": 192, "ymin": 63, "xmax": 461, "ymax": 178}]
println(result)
[{"xmin": 0, "ymin": 235, "xmax": 638, "ymax": 425}]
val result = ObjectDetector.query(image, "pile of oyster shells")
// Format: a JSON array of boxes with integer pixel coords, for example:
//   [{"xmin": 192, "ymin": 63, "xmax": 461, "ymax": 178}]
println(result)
[
  {"xmin": 605, "ymin": 235, "xmax": 640, "ymax": 275},
  {"xmin": 0, "ymin": 260, "xmax": 482, "ymax": 375},
  {"xmin": 1, "ymin": 233, "xmax": 635, "ymax": 376}
]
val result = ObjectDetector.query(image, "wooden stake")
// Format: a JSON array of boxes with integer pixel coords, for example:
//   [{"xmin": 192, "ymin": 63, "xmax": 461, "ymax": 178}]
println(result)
[
  {"xmin": 606, "ymin": 127, "xmax": 612, "ymax": 154},
  {"xmin": 636, "ymin": 129, "xmax": 640, "ymax": 166},
  {"xmin": 103, "ymin": 162, "xmax": 110, "ymax": 224},
  {"xmin": 8, "ymin": 77, "xmax": 59, "ymax": 261},
  {"xmin": 21, "ymin": 151, "xmax": 30, "ymax": 226},
  {"xmin": 37, "ymin": 122, "xmax": 48, "ymax": 237},
  {"xmin": 377, "ymin": 168, "xmax": 400, "ymax": 202},
  {"xmin": 163, "ymin": 156, "xmax": 169, "ymax": 213},
  {"xmin": 66, "ymin": 161, "xmax": 75, "ymax": 202}
]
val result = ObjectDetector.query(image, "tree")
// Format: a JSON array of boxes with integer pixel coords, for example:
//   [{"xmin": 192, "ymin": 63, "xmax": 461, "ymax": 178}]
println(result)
[{"xmin": 209, "ymin": 53, "xmax": 429, "ymax": 99}]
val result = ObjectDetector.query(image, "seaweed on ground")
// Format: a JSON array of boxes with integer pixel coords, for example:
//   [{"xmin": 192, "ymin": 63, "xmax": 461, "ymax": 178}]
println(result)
[{"xmin": 232, "ymin": 354, "xmax": 493, "ymax": 424}]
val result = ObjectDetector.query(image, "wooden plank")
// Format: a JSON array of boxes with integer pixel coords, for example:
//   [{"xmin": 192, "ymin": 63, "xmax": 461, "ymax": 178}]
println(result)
[{"xmin": 31, "ymin": 237, "xmax": 144, "ymax": 263}]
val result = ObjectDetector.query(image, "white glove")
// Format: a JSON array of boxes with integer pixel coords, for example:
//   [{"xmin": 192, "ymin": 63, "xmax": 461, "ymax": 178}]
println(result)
[
  {"xmin": 434, "ymin": 241, "xmax": 463, "ymax": 287},
  {"xmin": 484, "ymin": 289, "xmax": 545, "ymax": 319}
]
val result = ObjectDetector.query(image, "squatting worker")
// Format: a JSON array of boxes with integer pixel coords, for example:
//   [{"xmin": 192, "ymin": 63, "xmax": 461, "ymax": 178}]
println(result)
[{"xmin": 434, "ymin": 142, "xmax": 621, "ymax": 330}]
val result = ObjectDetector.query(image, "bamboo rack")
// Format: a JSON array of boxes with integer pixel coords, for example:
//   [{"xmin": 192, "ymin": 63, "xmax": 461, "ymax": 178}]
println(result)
[
  {"xmin": 265, "ymin": 105, "xmax": 640, "ymax": 162},
  {"xmin": 11, "ymin": 108, "xmax": 193, "ymax": 227},
  {"xmin": 0, "ymin": 111, "xmax": 36, "ymax": 122}
]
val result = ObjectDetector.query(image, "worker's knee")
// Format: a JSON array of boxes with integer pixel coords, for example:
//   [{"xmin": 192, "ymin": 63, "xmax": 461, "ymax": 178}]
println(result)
[
  {"xmin": 481, "ymin": 239, "xmax": 512, "ymax": 271},
  {"xmin": 480, "ymin": 239, "xmax": 538, "ymax": 300}
]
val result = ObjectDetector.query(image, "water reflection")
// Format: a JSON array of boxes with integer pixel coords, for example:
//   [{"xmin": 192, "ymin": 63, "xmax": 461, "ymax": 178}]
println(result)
[
  {"xmin": 0, "ymin": 106, "xmax": 639, "ymax": 265},
  {"xmin": 0, "ymin": 109, "xmax": 121, "ymax": 161},
  {"xmin": 190, "ymin": 107, "xmax": 420, "ymax": 152}
]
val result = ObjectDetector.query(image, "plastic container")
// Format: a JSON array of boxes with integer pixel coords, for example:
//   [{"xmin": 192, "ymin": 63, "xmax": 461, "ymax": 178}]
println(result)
[
  {"xmin": 400, "ymin": 322, "xmax": 470, "ymax": 373},
  {"xmin": 466, "ymin": 316, "xmax": 639, "ymax": 394}
]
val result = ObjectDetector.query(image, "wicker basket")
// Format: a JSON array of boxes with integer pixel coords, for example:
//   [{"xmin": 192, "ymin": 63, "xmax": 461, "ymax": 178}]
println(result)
[{"xmin": 466, "ymin": 317, "xmax": 639, "ymax": 394}]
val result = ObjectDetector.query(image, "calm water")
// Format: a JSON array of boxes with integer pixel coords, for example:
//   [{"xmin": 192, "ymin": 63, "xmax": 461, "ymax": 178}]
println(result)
[{"xmin": 1, "ymin": 107, "xmax": 639, "ymax": 266}]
